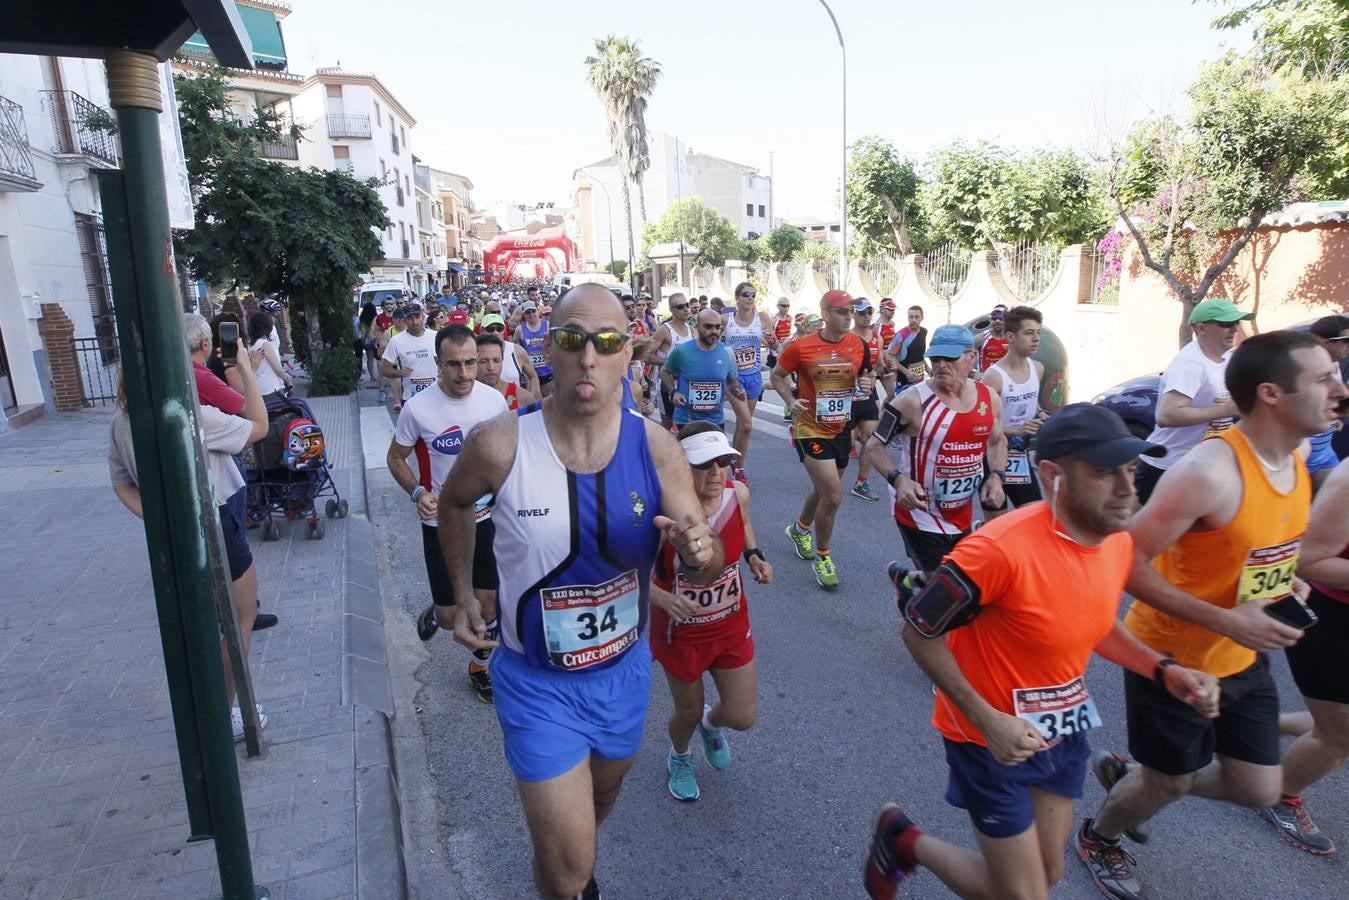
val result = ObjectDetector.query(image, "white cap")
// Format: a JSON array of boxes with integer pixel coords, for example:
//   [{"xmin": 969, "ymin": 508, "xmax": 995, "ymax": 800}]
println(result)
[{"xmin": 679, "ymin": 429, "xmax": 741, "ymax": 466}]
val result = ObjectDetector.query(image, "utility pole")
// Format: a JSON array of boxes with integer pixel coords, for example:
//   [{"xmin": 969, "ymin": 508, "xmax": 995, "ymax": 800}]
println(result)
[
  {"xmin": 818, "ymin": 0, "xmax": 847, "ymax": 288},
  {"xmin": 768, "ymin": 150, "xmax": 774, "ymax": 230}
]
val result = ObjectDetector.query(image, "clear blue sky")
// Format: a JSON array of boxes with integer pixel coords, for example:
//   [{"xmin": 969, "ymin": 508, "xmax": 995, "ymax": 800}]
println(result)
[{"xmin": 282, "ymin": 0, "xmax": 1245, "ymax": 218}]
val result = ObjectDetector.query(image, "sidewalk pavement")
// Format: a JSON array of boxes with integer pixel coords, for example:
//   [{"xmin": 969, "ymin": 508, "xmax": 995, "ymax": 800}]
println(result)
[{"xmin": 0, "ymin": 396, "xmax": 406, "ymax": 900}]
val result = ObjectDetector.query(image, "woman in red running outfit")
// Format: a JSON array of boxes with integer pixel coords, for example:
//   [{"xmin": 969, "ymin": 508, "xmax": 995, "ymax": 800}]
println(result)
[{"xmin": 650, "ymin": 423, "xmax": 773, "ymax": 801}]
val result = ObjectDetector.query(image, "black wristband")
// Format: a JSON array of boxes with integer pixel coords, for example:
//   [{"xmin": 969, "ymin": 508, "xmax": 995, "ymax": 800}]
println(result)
[
  {"xmin": 742, "ymin": 547, "xmax": 765, "ymax": 563},
  {"xmin": 1153, "ymin": 657, "xmax": 1180, "ymax": 689},
  {"xmin": 885, "ymin": 468, "xmax": 902, "ymax": 488}
]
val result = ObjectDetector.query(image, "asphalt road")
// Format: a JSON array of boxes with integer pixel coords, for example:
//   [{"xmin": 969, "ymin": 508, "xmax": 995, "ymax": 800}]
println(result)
[{"xmin": 371, "ymin": 393, "xmax": 1347, "ymax": 899}]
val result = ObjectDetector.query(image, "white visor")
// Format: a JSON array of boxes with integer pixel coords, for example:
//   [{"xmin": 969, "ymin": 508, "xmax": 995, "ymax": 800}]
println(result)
[{"xmin": 679, "ymin": 430, "xmax": 741, "ymax": 466}]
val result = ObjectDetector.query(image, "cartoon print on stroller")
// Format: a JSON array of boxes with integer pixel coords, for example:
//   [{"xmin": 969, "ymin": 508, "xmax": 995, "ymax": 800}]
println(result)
[{"xmin": 246, "ymin": 395, "xmax": 346, "ymax": 539}]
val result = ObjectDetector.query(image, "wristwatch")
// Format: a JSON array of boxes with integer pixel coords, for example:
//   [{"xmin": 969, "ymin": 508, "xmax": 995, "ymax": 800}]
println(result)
[
  {"xmin": 1153, "ymin": 657, "xmax": 1180, "ymax": 689},
  {"xmin": 884, "ymin": 468, "xmax": 902, "ymax": 488}
]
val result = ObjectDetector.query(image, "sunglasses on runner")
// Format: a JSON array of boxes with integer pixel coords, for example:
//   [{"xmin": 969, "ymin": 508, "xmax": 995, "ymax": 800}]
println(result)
[
  {"xmin": 486, "ymin": 325, "xmax": 505, "ymax": 334},
  {"xmin": 692, "ymin": 455, "xmax": 736, "ymax": 470},
  {"xmin": 777, "ymin": 303, "xmax": 790, "ymax": 309},
  {"xmin": 671, "ymin": 303, "xmax": 689, "ymax": 310},
  {"xmin": 700, "ymin": 322, "xmax": 723, "ymax": 331},
  {"xmin": 548, "ymin": 327, "xmax": 631, "ymax": 354},
  {"xmin": 739, "ymin": 291, "xmax": 756, "ymax": 299}
]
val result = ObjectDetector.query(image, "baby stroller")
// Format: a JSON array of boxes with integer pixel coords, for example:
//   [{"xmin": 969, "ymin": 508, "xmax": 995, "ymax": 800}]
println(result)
[{"xmin": 247, "ymin": 394, "xmax": 347, "ymax": 540}]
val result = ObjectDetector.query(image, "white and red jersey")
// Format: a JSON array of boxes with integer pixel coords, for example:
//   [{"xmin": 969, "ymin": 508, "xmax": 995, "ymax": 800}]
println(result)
[
  {"xmin": 651, "ymin": 482, "xmax": 748, "ymax": 644},
  {"xmin": 853, "ymin": 327, "xmax": 882, "ymax": 399},
  {"xmin": 894, "ymin": 381, "xmax": 995, "ymax": 535}
]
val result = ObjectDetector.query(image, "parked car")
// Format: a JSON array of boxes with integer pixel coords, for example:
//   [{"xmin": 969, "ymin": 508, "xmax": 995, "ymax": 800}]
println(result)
[{"xmin": 1092, "ymin": 374, "xmax": 1161, "ymax": 439}]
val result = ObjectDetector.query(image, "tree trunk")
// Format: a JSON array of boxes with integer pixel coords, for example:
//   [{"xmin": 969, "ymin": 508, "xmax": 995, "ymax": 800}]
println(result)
[
  {"xmin": 304, "ymin": 294, "xmax": 323, "ymax": 361},
  {"xmin": 621, "ymin": 177, "xmax": 636, "ymax": 291},
  {"xmin": 878, "ymin": 194, "xmax": 914, "ymax": 255},
  {"xmin": 637, "ymin": 180, "xmax": 648, "ymax": 229}
]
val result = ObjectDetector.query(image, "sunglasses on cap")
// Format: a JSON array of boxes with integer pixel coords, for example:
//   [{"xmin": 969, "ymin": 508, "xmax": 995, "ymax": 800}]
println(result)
[
  {"xmin": 738, "ymin": 291, "xmax": 756, "ymax": 299},
  {"xmin": 692, "ymin": 455, "xmax": 737, "ymax": 471},
  {"xmin": 548, "ymin": 326, "xmax": 631, "ymax": 354}
]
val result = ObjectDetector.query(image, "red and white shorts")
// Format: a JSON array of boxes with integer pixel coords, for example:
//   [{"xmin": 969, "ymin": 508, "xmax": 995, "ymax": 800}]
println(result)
[{"xmin": 651, "ymin": 627, "xmax": 754, "ymax": 684}]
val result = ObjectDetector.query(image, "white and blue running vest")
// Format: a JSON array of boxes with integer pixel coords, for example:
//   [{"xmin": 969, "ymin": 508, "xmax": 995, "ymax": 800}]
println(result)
[{"xmin": 494, "ymin": 407, "xmax": 663, "ymax": 672}]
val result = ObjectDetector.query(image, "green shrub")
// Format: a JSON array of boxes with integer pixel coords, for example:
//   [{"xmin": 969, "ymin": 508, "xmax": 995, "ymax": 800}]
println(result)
[{"xmin": 307, "ymin": 345, "xmax": 361, "ymax": 396}]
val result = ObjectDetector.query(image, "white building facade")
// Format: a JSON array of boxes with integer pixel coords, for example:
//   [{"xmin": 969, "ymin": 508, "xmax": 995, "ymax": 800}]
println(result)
[
  {"xmin": 571, "ymin": 132, "xmax": 772, "ymax": 270},
  {"xmin": 292, "ymin": 68, "xmax": 421, "ymax": 288}
]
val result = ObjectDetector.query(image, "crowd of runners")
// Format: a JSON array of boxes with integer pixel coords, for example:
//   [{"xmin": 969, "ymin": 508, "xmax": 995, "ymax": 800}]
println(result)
[{"xmin": 379, "ymin": 278, "xmax": 1349, "ymax": 899}]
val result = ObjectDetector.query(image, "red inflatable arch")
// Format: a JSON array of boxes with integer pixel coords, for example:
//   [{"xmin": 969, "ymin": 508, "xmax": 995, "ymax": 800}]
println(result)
[{"xmin": 482, "ymin": 226, "xmax": 579, "ymax": 282}]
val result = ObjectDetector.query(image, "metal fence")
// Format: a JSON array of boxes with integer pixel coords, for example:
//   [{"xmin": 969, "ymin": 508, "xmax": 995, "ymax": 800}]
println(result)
[
  {"xmin": 259, "ymin": 134, "xmax": 298, "ymax": 160},
  {"xmin": 783, "ymin": 258, "xmax": 808, "ymax": 295},
  {"xmin": 0, "ymin": 95, "xmax": 39, "ymax": 186},
  {"xmin": 862, "ymin": 256, "xmax": 900, "ymax": 297},
  {"xmin": 72, "ymin": 335, "xmax": 119, "ymax": 407},
  {"xmin": 995, "ymin": 239, "xmax": 1063, "ymax": 301},
  {"xmin": 40, "ymin": 90, "xmax": 120, "ymax": 166},
  {"xmin": 919, "ymin": 241, "xmax": 972, "ymax": 300},
  {"xmin": 1088, "ymin": 249, "xmax": 1120, "ymax": 304},
  {"xmin": 325, "ymin": 113, "xmax": 371, "ymax": 139}
]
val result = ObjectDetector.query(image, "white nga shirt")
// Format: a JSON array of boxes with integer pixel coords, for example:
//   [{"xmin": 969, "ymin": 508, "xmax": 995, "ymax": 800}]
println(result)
[{"xmin": 1143, "ymin": 340, "xmax": 1233, "ymax": 470}]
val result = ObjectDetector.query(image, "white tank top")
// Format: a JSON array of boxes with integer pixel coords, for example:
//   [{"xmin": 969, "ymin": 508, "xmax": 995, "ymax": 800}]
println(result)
[
  {"xmin": 722, "ymin": 312, "xmax": 765, "ymax": 373},
  {"xmin": 990, "ymin": 359, "xmax": 1040, "ymax": 432},
  {"xmin": 500, "ymin": 343, "xmax": 523, "ymax": 387}
]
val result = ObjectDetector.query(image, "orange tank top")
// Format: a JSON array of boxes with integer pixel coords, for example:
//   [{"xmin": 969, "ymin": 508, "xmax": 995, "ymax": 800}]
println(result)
[{"xmin": 1123, "ymin": 428, "xmax": 1310, "ymax": 677}]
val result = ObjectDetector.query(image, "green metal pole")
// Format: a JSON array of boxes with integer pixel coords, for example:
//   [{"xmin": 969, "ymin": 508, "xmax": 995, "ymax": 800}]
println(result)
[{"xmin": 102, "ymin": 50, "xmax": 265, "ymax": 899}]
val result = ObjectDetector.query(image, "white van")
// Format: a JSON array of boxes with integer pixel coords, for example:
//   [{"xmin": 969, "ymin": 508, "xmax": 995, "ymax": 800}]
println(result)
[{"xmin": 354, "ymin": 281, "xmax": 408, "ymax": 310}]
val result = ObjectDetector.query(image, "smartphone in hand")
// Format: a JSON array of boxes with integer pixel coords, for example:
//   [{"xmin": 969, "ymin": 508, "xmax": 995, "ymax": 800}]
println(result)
[
  {"xmin": 1264, "ymin": 594, "xmax": 1318, "ymax": 631},
  {"xmin": 219, "ymin": 321, "xmax": 239, "ymax": 361}
]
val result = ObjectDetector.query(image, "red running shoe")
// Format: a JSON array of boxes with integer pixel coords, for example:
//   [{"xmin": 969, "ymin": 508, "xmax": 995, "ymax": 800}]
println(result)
[{"xmin": 863, "ymin": 802, "xmax": 920, "ymax": 900}]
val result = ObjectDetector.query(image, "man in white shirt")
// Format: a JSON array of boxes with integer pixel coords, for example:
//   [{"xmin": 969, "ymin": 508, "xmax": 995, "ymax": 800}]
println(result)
[
  {"xmin": 380, "ymin": 301, "xmax": 438, "ymax": 412},
  {"xmin": 386, "ymin": 324, "xmax": 508, "ymax": 703},
  {"xmin": 1134, "ymin": 298, "xmax": 1250, "ymax": 504}
]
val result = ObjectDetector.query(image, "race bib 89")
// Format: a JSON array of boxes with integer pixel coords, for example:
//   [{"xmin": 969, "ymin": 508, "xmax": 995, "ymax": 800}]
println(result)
[{"xmin": 815, "ymin": 389, "xmax": 852, "ymax": 425}]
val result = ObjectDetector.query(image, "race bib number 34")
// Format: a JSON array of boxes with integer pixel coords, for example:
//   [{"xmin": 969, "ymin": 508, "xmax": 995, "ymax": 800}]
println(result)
[
  {"xmin": 1238, "ymin": 539, "xmax": 1300, "ymax": 604},
  {"xmin": 540, "ymin": 570, "xmax": 641, "ymax": 671},
  {"xmin": 1012, "ymin": 676, "xmax": 1102, "ymax": 744}
]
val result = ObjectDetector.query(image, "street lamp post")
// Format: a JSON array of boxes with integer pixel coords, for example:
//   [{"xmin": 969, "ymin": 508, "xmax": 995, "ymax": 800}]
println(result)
[
  {"xmin": 587, "ymin": 174, "xmax": 617, "ymax": 276},
  {"xmin": 818, "ymin": 0, "xmax": 847, "ymax": 288}
]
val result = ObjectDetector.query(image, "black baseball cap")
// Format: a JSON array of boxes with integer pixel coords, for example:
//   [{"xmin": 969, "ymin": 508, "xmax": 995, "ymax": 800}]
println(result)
[
  {"xmin": 404, "ymin": 301, "xmax": 423, "ymax": 313},
  {"xmin": 1036, "ymin": 403, "xmax": 1165, "ymax": 467}
]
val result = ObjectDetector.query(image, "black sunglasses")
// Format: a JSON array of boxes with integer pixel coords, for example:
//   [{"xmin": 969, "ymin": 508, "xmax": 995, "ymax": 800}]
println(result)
[
  {"xmin": 692, "ymin": 455, "xmax": 736, "ymax": 470},
  {"xmin": 548, "ymin": 326, "xmax": 631, "ymax": 354},
  {"xmin": 739, "ymin": 291, "xmax": 756, "ymax": 299}
]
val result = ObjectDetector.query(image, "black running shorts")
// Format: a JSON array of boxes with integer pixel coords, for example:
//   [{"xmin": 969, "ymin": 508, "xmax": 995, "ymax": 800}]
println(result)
[
  {"xmin": 422, "ymin": 518, "xmax": 498, "ymax": 607},
  {"xmin": 897, "ymin": 522, "xmax": 966, "ymax": 574},
  {"xmin": 795, "ymin": 431, "xmax": 852, "ymax": 470},
  {"xmin": 1284, "ymin": 587, "xmax": 1349, "ymax": 705},
  {"xmin": 1125, "ymin": 654, "xmax": 1280, "ymax": 776}
]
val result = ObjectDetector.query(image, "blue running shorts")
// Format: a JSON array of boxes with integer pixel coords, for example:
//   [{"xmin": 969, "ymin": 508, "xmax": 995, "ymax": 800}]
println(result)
[
  {"xmin": 943, "ymin": 732, "xmax": 1090, "ymax": 838},
  {"xmin": 491, "ymin": 637, "xmax": 652, "ymax": 783},
  {"xmin": 736, "ymin": 370, "xmax": 764, "ymax": 402}
]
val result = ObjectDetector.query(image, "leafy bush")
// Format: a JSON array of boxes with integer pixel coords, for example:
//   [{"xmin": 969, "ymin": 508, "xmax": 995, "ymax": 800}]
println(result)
[{"xmin": 307, "ymin": 345, "xmax": 361, "ymax": 396}]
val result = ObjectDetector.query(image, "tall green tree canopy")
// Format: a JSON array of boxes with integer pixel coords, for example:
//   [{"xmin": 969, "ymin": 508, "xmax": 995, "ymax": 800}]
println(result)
[
  {"xmin": 1106, "ymin": 53, "xmax": 1344, "ymax": 340},
  {"xmin": 1211, "ymin": 0, "xmax": 1349, "ymax": 77},
  {"xmin": 846, "ymin": 136, "xmax": 924, "ymax": 257},
  {"xmin": 174, "ymin": 71, "xmax": 389, "ymax": 359},
  {"xmin": 640, "ymin": 197, "xmax": 744, "ymax": 268},
  {"xmin": 754, "ymin": 224, "xmax": 806, "ymax": 262}
]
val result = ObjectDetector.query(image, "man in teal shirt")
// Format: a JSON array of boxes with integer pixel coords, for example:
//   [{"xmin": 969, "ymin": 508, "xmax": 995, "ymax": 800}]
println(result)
[{"xmin": 662, "ymin": 308, "xmax": 748, "ymax": 431}]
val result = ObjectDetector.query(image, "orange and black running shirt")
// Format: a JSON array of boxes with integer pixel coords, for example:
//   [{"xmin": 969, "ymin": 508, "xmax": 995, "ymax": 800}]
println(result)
[
  {"xmin": 775, "ymin": 332, "xmax": 869, "ymax": 439},
  {"xmin": 931, "ymin": 502, "xmax": 1133, "ymax": 747}
]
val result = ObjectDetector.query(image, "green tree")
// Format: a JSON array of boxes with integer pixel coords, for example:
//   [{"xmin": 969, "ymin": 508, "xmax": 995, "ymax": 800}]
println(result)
[
  {"xmin": 792, "ymin": 241, "xmax": 839, "ymax": 265},
  {"xmin": 639, "ymin": 197, "xmax": 743, "ymax": 268},
  {"xmin": 1106, "ymin": 53, "xmax": 1344, "ymax": 343},
  {"xmin": 920, "ymin": 140, "xmax": 1109, "ymax": 250},
  {"xmin": 606, "ymin": 259, "xmax": 628, "ymax": 279},
  {"xmin": 174, "ymin": 71, "xmax": 389, "ymax": 365},
  {"xmin": 1211, "ymin": 0, "xmax": 1349, "ymax": 197},
  {"xmin": 846, "ymin": 136, "xmax": 924, "ymax": 257},
  {"xmin": 585, "ymin": 35, "xmax": 661, "ymax": 281},
  {"xmin": 754, "ymin": 224, "xmax": 806, "ymax": 262}
]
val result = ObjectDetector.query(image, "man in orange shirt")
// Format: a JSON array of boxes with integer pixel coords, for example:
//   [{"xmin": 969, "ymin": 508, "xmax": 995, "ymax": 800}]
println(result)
[
  {"xmin": 770, "ymin": 290, "xmax": 872, "ymax": 589},
  {"xmin": 1077, "ymin": 331, "xmax": 1347, "ymax": 899},
  {"xmin": 863, "ymin": 404, "xmax": 1218, "ymax": 900}
]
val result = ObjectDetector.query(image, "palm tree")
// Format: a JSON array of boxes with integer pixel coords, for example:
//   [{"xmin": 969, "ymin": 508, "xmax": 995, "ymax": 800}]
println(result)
[{"xmin": 584, "ymin": 35, "xmax": 660, "ymax": 282}]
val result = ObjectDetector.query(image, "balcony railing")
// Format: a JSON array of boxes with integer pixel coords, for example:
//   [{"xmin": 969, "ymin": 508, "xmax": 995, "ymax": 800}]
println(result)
[
  {"xmin": 391, "ymin": 131, "xmax": 400, "ymax": 155},
  {"xmin": 0, "ymin": 96, "xmax": 40, "ymax": 191},
  {"xmin": 395, "ymin": 184, "xmax": 405, "ymax": 207},
  {"xmin": 41, "ymin": 90, "xmax": 120, "ymax": 167},
  {"xmin": 325, "ymin": 113, "xmax": 371, "ymax": 139},
  {"xmin": 260, "ymin": 133, "xmax": 299, "ymax": 160}
]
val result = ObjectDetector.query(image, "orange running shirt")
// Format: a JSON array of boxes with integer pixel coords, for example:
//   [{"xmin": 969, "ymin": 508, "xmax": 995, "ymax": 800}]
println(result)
[
  {"xmin": 775, "ymin": 331, "xmax": 869, "ymax": 439},
  {"xmin": 931, "ymin": 502, "xmax": 1133, "ymax": 747},
  {"xmin": 1124, "ymin": 428, "xmax": 1310, "ymax": 678}
]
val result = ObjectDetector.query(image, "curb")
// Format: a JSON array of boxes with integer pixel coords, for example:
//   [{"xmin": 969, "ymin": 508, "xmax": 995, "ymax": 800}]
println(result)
[{"xmin": 341, "ymin": 393, "xmax": 409, "ymax": 900}]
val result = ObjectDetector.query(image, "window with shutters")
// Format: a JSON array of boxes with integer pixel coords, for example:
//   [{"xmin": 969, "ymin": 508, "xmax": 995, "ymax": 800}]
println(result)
[{"xmin": 74, "ymin": 213, "xmax": 117, "ymax": 364}]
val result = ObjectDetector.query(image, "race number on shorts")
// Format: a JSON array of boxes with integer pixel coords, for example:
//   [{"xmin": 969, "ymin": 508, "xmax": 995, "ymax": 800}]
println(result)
[{"xmin": 540, "ymin": 570, "xmax": 641, "ymax": 671}]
